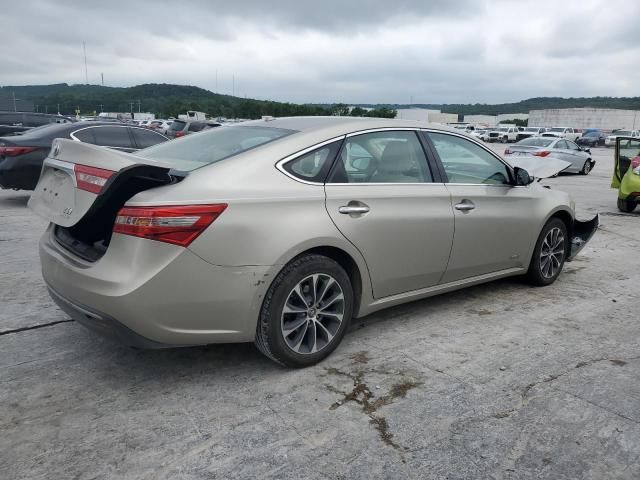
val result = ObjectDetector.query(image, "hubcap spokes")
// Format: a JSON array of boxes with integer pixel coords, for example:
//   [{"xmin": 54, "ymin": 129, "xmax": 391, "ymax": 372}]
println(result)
[
  {"xmin": 281, "ymin": 274, "xmax": 344, "ymax": 354},
  {"xmin": 539, "ymin": 227, "xmax": 565, "ymax": 279}
]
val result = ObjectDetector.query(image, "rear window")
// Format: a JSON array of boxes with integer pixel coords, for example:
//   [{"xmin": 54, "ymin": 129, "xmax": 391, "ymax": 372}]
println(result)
[
  {"xmin": 136, "ymin": 126, "xmax": 295, "ymax": 171},
  {"xmin": 517, "ymin": 137, "xmax": 554, "ymax": 147},
  {"xmin": 169, "ymin": 121, "xmax": 186, "ymax": 131}
]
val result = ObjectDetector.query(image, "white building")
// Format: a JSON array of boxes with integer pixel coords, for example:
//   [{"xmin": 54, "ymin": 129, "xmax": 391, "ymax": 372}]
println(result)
[
  {"xmin": 396, "ymin": 108, "xmax": 457, "ymax": 124},
  {"xmin": 528, "ymin": 108, "xmax": 640, "ymax": 130}
]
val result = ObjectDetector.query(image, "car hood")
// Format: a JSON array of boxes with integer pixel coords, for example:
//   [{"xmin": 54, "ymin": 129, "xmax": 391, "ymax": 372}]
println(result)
[{"xmin": 506, "ymin": 156, "xmax": 571, "ymax": 179}]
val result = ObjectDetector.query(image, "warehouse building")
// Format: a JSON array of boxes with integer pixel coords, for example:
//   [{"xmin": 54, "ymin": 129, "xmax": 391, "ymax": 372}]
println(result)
[
  {"xmin": 528, "ymin": 108, "xmax": 640, "ymax": 130},
  {"xmin": 396, "ymin": 108, "xmax": 458, "ymax": 124}
]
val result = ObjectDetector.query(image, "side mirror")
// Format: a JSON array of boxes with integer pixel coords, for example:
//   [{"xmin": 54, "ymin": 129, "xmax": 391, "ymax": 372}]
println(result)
[{"xmin": 514, "ymin": 167, "xmax": 533, "ymax": 186}]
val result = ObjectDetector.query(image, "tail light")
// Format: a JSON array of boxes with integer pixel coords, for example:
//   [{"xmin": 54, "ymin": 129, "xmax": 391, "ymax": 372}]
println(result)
[
  {"xmin": 113, "ymin": 204, "xmax": 228, "ymax": 247},
  {"xmin": 632, "ymin": 156, "xmax": 640, "ymax": 175},
  {"xmin": 74, "ymin": 164, "xmax": 115, "ymax": 194},
  {"xmin": 504, "ymin": 148, "xmax": 512, "ymax": 155},
  {"xmin": 533, "ymin": 150, "xmax": 551, "ymax": 157},
  {"xmin": 0, "ymin": 146, "xmax": 39, "ymax": 156},
  {"xmin": 175, "ymin": 131, "xmax": 185, "ymax": 137}
]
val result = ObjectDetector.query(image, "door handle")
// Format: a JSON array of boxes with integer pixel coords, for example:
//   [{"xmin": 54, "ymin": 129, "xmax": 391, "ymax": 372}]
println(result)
[
  {"xmin": 454, "ymin": 202, "xmax": 475, "ymax": 212},
  {"xmin": 339, "ymin": 205, "xmax": 370, "ymax": 215}
]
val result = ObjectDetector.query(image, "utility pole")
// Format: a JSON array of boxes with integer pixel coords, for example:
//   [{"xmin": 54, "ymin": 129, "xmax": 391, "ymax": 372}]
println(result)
[
  {"xmin": 137, "ymin": 99, "xmax": 141, "ymax": 113},
  {"xmin": 98, "ymin": 104, "xmax": 104, "ymax": 112},
  {"xmin": 83, "ymin": 41, "xmax": 88, "ymax": 84},
  {"xmin": 12, "ymin": 91, "xmax": 17, "ymax": 112},
  {"xmin": 215, "ymin": 69, "xmax": 218, "ymax": 93},
  {"xmin": 129, "ymin": 102, "xmax": 135, "ymax": 114},
  {"xmin": 57, "ymin": 103, "xmax": 60, "ymax": 115},
  {"xmin": 101, "ymin": 72, "xmax": 104, "ymax": 86},
  {"xmin": 232, "ymin": 74, "xmax": 235, "ymax": 97}
]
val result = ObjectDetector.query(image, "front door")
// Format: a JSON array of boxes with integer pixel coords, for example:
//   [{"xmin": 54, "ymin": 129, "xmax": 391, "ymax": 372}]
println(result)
[
  {"xmin": 324, "ymin": 130, "xmax": 454, "ymax": 299},
  {"xmin": 425, "ymin": 131, "xmax": 538, "ymax": 283},
  {"xmin": 613, "ymin": 137, "xmax": 640, "ymax": 189}
]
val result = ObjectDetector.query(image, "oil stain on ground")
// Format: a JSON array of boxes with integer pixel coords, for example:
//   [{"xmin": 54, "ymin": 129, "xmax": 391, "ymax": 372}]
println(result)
[{"xmin": 323, "ymin": 352, "xmax": 422, "ymax": 456}]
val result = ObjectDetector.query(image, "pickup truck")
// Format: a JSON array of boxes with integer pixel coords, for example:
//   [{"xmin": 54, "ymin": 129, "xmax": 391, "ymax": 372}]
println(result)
[
  {"xmin": 604, "ymin": 129, "xmax": 640, "ymax": 147},
  {"xmin": 486, "ymin": 126, "xmax": 519, "ymax": 143},
  {"xmin": 516, "ymin": 126, "xmax": 546, "ymax": 141},
  {"xmin": 541, "ymin": 127, "xmax": 580, "ymax": 142}
]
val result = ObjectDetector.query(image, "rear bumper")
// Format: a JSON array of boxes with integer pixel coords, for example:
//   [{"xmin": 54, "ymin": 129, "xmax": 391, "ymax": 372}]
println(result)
[
  {"xmin": 40, "ymin": 227, "xmax": 273, "ymax": 347},
  {"xmin": 0, "ymin": 153, "xmax": 44, "ymax": 190},
  {"xmin": 48, "ymin": 286, "xmax": 180, "ymax": 348}
]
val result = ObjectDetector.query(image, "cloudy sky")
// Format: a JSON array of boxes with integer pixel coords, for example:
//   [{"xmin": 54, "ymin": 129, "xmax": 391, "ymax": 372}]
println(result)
[{"xmin": 2, "ymin": 0, "xmax": 639, "ymax": 104}]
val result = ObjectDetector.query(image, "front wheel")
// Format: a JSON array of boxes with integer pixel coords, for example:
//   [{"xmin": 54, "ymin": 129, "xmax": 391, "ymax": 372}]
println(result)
[
  {"xmin": 526, "ymin": 218, "xmax": 568, "ymax": 286},
  {"xmin": 255, "ymin": 254, "xmax": 353, "ymax": 367},
  {"xmin": 617, "ymin": 197, "xmax": 637, "ymax": 213},
  {"xmin": 581, "ymin": 160, "xmax": 592, "ymax": 175}
]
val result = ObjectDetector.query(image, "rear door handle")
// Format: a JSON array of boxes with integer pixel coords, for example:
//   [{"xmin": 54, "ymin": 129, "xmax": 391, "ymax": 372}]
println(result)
[
  {"xmin": 339, "ymin": 205, "xmax": 370, "ymax": 214},
  {"xmin": 454, "ymin": 202, "xmax": 475, "ymax": 212}
]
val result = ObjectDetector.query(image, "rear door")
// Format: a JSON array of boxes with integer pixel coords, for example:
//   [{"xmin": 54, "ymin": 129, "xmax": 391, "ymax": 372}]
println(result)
[
  {"xmin": 425, "ymin": 131, "xmax": 537, "ymax": 282},
  {"xmin": 324, "ymin": 129, "xmax": 454, "ymax": 299}
]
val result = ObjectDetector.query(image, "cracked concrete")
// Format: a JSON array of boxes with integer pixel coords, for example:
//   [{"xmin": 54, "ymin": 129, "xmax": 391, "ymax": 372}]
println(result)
[{"xmin": 1, "ymin": 145, "xmax": 640, "ymax": 479}]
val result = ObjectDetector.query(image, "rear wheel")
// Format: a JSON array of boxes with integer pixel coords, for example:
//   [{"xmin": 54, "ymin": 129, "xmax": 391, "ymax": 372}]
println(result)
[
  {"xmin": 526, "ymin": 218, "xmax": 568, "ymax": 286},
  {"xmin": 255, "ymin": 254, "xmax": 353, "ymax": 367},
  {"xmin": 617, "ymin": 197, "xmax": 637, "ymax": 213},
  {"xmin": 502, "ymin": 136, "xmax": 509, "ymax": 144},
  {"xmin": 581, "ymin": 160, "xmax": 592, "ymax": 175}
]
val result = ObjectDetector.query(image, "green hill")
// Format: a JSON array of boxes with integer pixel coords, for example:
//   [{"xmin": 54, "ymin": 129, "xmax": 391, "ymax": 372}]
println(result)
[{"xmin": 0, "ymin": 83, "xmax": 330, "ymax": 118}]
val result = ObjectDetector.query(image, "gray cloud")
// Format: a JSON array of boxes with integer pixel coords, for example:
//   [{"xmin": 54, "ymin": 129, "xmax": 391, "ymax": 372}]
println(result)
[{"xmin": 1, "ymin": 0, "xmax": 639, "ymax": 104}]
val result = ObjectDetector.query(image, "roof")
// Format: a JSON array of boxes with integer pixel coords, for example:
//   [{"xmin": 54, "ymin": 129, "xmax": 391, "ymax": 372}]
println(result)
[{"xmin": 238, "ymin": 116, "xmax": 462, "ymax": 138}]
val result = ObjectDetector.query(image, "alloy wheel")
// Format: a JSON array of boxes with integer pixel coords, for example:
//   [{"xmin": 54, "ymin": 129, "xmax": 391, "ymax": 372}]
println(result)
[
  {"xmin": 280, "ymin": 274, "xmax": 345, "ymax": 354},
  {"xmin": 540, "ymin": 227, "xmax": 565, "ymax": 278}
]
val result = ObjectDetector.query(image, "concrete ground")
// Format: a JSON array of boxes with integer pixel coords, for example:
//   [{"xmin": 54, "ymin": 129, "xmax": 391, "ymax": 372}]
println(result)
[{"xmin": 1, "ymin": 145, "xmax": 639, "ymax": 479}]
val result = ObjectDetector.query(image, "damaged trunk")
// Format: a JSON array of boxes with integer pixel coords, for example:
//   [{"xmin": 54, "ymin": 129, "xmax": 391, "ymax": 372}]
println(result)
[{"xmin": 28, "ymin": 139, "xmax": 184, "ymax": 261}]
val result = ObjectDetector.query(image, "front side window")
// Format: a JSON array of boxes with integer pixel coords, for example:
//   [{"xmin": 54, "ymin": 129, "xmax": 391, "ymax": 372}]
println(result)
[
  {"xmin": 328, "ymin": 131, "xmax": 432, "ymax": 183},
  {"xmin": 428, "ymin": 132, "xmax": 511, "ymax": 185}
]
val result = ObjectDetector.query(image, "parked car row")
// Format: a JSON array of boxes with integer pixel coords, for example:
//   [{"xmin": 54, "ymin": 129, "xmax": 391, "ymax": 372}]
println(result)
[{"xmin": 471, "ymin": 125, "xmax": 639, "ymax": 147}]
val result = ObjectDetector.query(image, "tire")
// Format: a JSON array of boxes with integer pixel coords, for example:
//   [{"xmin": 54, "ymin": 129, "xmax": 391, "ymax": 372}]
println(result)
[
  {"xmin": 526, "ymin": 218, "xmax": 568, "ymax": 286},
  {"xmin": 617, "ymin": 197, "xmax": 637, "ymax": 213},
  {"xmin": 581, "ymin": 160, "xmax": 592, "ymax": 175},
  {"xmin": 502, "ymin": 136, "xmax": 509, "ymax": 144},
  {"xmin": 255, "ymin": 254, "xmax": 353, "ymax": 367}
]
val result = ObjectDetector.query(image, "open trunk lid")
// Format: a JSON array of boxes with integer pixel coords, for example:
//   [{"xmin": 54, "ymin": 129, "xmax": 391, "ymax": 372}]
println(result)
[
  {"xmin": 28, "ymin": 138, "xmax": 178, "ymax": 227},
  {"xmin": 506, "ymin": 156, "xmax": 571, "ymax": 179}
]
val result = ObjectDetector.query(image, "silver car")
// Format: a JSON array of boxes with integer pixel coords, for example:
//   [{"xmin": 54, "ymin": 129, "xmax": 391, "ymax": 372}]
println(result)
[
  {"xmin": 505, "ymin": 136, "xmax": 595, "ymax": 175},
  {"xmin": 29, "ymin": 117, "xmax": 598, "ymax": 367}
]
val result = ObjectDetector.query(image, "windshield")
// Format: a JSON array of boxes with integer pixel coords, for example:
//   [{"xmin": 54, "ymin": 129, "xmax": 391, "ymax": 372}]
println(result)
[
  {"xmin": 549, "ymin": 127, "xmax": 565, "ymax": 132},
  {"xmin": 517, "ymin": 137, "xmax": 554, "ymax": 147},
  {"xmin": 496, "ymin": 127, "xmax": 509, "ymax": 132},
  {"xmin": 613, "ymin": 130, "xmax": 631, "ymax": 136},
  {"xmin": 136, "ymin": 125, "xmax": 295, "ymax": 171},
  {"xmin": 584, "ymin": 132, "xmax": 599, "ymax": 137},
  {"xmin": 524, "ymin": 127, "xmax": 540, "ymax": 132}
]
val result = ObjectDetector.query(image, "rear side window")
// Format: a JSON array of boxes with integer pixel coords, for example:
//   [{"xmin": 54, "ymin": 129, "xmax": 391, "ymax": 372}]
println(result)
[
  {"xmin": 137, "ymin": 126, "xmax": 295, "ymax": 171},
  {"xmin": 72, "ymin": 128, "xmax": 95, "ymax": 143},
  {"xmin": 90, "ymin": 126, "xmax": 134, "ymax": 149},
  {"xmin": 130, "ymin": 127, "xmax": 166, "ymax": 149},
  {"xmin": 282, "ymin": 141, "xmax": 342, "ymax": 182},
  {"xmin": 170, "ymin": 121, "xmax": 186, "ymax": 131},
  {"xmin": 188, "ymin": 122, "xmax": 205, "ymax": 132}
]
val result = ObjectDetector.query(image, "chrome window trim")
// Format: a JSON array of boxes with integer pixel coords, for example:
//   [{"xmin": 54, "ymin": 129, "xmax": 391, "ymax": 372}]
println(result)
[
  {"xmin": 275, "ymin": 135, "xmax": 346, "ymax": 186},
  {"xmin": 274, "ymin": 126, "xmax": 522, "ymax": 187}
]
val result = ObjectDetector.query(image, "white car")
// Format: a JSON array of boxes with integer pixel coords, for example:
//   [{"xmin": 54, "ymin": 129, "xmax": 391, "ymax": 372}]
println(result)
[
  {"xmin": 486, "ymin": 126, "xmax": 519, "ymax": 143},
  {"xmin": 604, "ymin": 130, "xmax": 640, "ymax": 146},
  {"xmin": 471, "ymin": 129, "xmax": 490, "ymax": 141},
  {"xmin": 516, "ymin": 127, "xmax": 546, "ymax": 141},
  {"xmin": 541, "ymin": 127, "xmax": 580, "ymax": 142}
]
